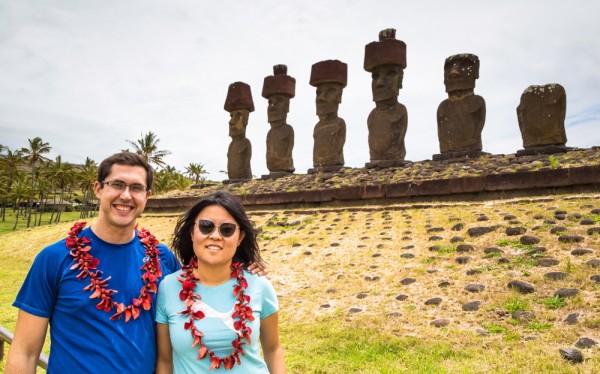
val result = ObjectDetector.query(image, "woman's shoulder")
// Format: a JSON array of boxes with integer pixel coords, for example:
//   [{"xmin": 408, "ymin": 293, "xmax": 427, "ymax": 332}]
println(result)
[{"xmin": 244, "ymin": 269, "xmax": 274, "ymax": 289}]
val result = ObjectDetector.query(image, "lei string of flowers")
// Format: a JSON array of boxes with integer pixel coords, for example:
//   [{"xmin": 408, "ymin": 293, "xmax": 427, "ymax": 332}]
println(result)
[
  {"xmin": 178, "ymin": 257, "xmax": 254, "ymax": 370},
  {"xmin": 65, "ymin": 221, "xmax": 162, "ymax": 321}
]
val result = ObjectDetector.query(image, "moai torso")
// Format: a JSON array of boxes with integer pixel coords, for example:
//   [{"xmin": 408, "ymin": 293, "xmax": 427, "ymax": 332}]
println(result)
[
  {"xmin": 437, "ymin": 94, "xmax": 485, "ymax": 153},
  {"xmin": 367, "ymin": 102, "xmax": 407, "ymax": 160},
  {"xmin": 517, "ymin": 84, "xmax": 567, "ymax": 148},
  {"xmin": 313, "ymin": 117, "xmax": 346, "ymax": 167},
  {"xmin": 227, "ymin": 136, "xmax": 252, "ymax": 180},
  {"xmin": 266, "ymin": 122, "xmax": 295, "ymax": 172}
]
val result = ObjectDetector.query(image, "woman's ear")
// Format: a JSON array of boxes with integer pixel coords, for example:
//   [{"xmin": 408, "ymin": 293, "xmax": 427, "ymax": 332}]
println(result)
[{"xmin": 237, "ymin": 230, "xmax": 246, "ymax": 246}]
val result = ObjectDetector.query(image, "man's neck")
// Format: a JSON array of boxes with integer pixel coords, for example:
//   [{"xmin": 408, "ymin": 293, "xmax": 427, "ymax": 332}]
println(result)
[{"xmin": 91, "ymin": 219, "xmax": 136, "ymax": 244}]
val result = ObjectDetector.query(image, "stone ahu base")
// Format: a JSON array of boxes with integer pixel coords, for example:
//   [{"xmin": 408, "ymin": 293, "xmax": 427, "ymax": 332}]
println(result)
[
  {"xmin": 516, "ymin": 145, "xmax": 570, "ymax": 156},
  {"xmin": 261, "ymin": 171, "xmax": 295, "ymax": 180},
  {"xmin": 432, "ymin": 151, "xmax": 490, "ymax": 161},
  {"xmin": 307, "ymin": 165, "xmax": 344, "ymax": 174},
  {"xmin": 222, "ymin": 178, "xmax": 252, "ymax": 185},
  {"xmin": 365, "ymin": 159, "xmax": 411, "ymax": 168}
]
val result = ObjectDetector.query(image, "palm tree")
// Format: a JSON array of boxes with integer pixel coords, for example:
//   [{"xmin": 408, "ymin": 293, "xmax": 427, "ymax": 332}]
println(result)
[
  {"xmin": 77, "ymin": 157, "xmax": 98, "ymax": 219},
  {"xmin": 20, "ymin": 137, "xmax": 51, "ymax": 227},
  {"xmin": 153, "ymin": 166, "xmax": 190, "ymax": 194},
  {"xmin": 0, "ymin": 148, "xmax": 24, "ymax": 189},
  {"xmin": 45, "ymin": 155, "xmax": 77, "ymax": 224},
  {"xmin": 9, "ymin": 179, "xmax": 31, "ymax": 230},
  {"xmin": 0, "ymin": 175, "xmax": 10, "ymax": 221},
  {"xmin": 126, "ymin": 131, "xmax": 171, "ymax": 169},
  {"xmin": 185, "ymin": 162, "xmax": 208, "ymax": 186},
  {"xmin": 0, "ymin": 149, "xmax": 24, "ymax": 222}
]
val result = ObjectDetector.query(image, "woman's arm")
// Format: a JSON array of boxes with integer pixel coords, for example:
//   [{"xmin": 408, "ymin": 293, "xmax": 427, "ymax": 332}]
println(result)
[
  {"xmin": 260, "ymin": 312, "xmax": 286, "ymax": 374},
  {"xmin": 155, "ymin": 323, "xmax": 173, "ymax": 374}
]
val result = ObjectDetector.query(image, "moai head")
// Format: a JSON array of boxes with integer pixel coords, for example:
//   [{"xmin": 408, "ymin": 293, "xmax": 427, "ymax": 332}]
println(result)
[
  {"xmin": 262, "ymin": 64, "xmax": 296, "ymax": 124},
  {"xmin": 310, "ymin": 59, "xmax": 348, "ymax": 116},
  {"xmin": 224, "ymin": 81, "xmax": 254, "ymax": 137},
  {"xmin": 364, "ymin": 28, "xmax": 407, "ymax": 102},
  {"xmin": 444, "ymin": 53, "xmax": 480, "ymax": 93}
]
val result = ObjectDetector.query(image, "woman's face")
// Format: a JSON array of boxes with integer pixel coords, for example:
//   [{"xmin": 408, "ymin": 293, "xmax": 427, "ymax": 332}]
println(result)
[{"xmin": 191, "ymin": 204, "xmax": 245, "ymax": 268}]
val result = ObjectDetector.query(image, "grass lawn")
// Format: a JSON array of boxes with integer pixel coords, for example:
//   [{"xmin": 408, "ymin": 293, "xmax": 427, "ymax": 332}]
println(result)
[{"xmin": 0, "ymin": 210, "xmax": 85, "ymax": 236}]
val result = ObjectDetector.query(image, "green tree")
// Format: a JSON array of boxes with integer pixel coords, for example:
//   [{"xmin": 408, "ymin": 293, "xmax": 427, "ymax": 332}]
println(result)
[
  {"xmin": 44, "ymin": 155, "xmax": 77, "ymax": 224},
  {"xmin": 184, "ymin": 162, "xmax": 208, "ymax": 186},
  {"xmin": 0, "ymin": 148, "xmax": 24, "ymax": 221},
  {"xmin": 77, "ymin": 157, "xmax": 98, "ymax": 219},
  {"xmin": 153, "ymin": 166, "xmax": 190, "ymax": 195},
  {"xmin": 126, "ymin": 131, "xmax": 171, "ymax": 169},
  {"xmin": 9, "ymin": 179, "xmax": 31, "ymax": 230},
  {"xmin": 20, "ymin": 137, "xmax": 51, "ymax": 227}
]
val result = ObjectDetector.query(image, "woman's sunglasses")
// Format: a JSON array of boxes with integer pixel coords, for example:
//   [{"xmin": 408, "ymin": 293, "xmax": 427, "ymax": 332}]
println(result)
[{"xmin": 196, "ymin": 219, "xmax": 238, "ymax": 238}]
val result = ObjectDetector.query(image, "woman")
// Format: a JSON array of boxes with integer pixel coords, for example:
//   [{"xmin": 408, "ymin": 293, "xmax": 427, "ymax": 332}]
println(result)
[{"xmin": 156, "ymin": 192, "xmax": 285, "ymax": 373}]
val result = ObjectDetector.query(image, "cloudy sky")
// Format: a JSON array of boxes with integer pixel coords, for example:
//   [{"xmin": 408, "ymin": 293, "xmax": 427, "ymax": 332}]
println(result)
[{"xmin": 1, "ymin": 0, "xmax": 599, "ymax": 181}]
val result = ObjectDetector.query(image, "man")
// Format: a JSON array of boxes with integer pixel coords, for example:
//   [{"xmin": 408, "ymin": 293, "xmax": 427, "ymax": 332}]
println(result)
[{"xmin": 6, "ymin": 152, "xmax": 180, "ymax": 373}]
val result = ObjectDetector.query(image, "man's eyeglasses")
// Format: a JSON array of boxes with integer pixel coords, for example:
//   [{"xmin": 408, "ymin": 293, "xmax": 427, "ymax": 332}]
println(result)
[
  {"xmin": 196, "ymin": 219, "xmax": 238, "ymax": 238},
  {"xmin": 102, "ymin": 180, "xmax": 148, "ymax": 195}
]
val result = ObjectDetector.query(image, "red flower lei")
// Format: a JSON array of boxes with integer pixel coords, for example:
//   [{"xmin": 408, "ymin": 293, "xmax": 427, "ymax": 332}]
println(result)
[
  {"xmin": 65, "ymin": 221, "xmax": 162, "ymax": 321},
  {"xmin": 178, "ymin": 257, "xmax": 254, "ymax": 370}
]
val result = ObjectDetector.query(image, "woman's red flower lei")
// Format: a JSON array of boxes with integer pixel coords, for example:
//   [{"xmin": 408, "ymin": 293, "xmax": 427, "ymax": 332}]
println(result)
[
  {"xmin": 178, "ymin": 257, "xmax": 254, "ymax": 370},
  {"xmin": 65, "ymin": 221, "xmax": 162, "ymax": 321}
]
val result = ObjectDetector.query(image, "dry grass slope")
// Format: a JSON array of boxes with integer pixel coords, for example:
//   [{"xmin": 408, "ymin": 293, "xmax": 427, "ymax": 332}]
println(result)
[{"xmin": 141, "ymin": 193, "xmax": 600, "ymax": 372}]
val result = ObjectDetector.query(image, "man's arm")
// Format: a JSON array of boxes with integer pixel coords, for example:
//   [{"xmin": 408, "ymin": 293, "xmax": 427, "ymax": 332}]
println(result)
[
  {"xmin": 247, "ymin": 262, "xmax": 268, "ymax": 277},
  {"xmin": 5, "ymin": 310, "xmax": 49, "ymax": 374}
]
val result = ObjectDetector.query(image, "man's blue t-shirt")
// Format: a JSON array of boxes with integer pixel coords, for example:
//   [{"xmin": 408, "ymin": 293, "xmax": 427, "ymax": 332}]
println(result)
[{"xmin": 13, "ymin": 226, "xmax": 180, "ymax": 373}]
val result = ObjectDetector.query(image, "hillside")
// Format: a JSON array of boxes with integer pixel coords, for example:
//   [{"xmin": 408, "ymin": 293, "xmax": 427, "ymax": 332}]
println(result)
[{"xmin": 138, "ymin": 193, "xmax": 600, "ymax": 372}]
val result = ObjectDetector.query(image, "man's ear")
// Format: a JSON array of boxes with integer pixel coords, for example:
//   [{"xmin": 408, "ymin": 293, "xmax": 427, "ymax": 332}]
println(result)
[{"xmin": 93, "ymin": 181, "xmax": 102, "ymax": 198}]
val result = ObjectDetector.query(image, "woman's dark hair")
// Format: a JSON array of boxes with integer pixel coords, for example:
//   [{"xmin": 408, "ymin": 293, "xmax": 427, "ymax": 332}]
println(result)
[
  {"xmin": 171, "ymin": 191, "xmax": 263, "ymax": 267},
  {"xmin": 98, "ymin": 152, "xmax": 154, "ymax": 191}
]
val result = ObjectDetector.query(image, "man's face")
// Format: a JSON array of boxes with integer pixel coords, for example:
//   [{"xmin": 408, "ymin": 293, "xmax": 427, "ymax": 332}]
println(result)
[
  {"xmin": 229, "ymin": 110, "xmax": 248, "ymax": 137},
  {"xmin": 267, "ymin": 94, "xmax": 289, "ymax": 122},
  {"xmin": 444, "ymin": 58, "xmax": 477, "ymax": 92},
  {"xmin": 371, "ymin": 64, "xmax": 402, "ymax": 102},
  {"xmin": 94, "ymin": 164, "xmax": 149, "ymax": 231},
  {"xmin": 316, "ymin": 82, "xmax": 342, "ymax": 115}
]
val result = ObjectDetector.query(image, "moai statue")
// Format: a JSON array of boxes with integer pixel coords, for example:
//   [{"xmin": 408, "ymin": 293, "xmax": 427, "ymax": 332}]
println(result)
[
  {"xmin": 262, "ymin": 64, "xmax": 295, "ymax": 178},
  {"xmin": 308, "ymin": 59, "xmax": 348, "ymax": 174},
  {"xmin": 434, "ymin": 53, "xmax": 487, "ymax": 161},
  {"xmin": 224, "ymin": 81, "xmax": 254, "ymax": 181},
  {"xmin": 364, "ymin": 28, "xmax": 409, "ymax": 168},
  {"xmin": 516, "ymin": 83, "xmax": 568, "ymax": 156}
]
